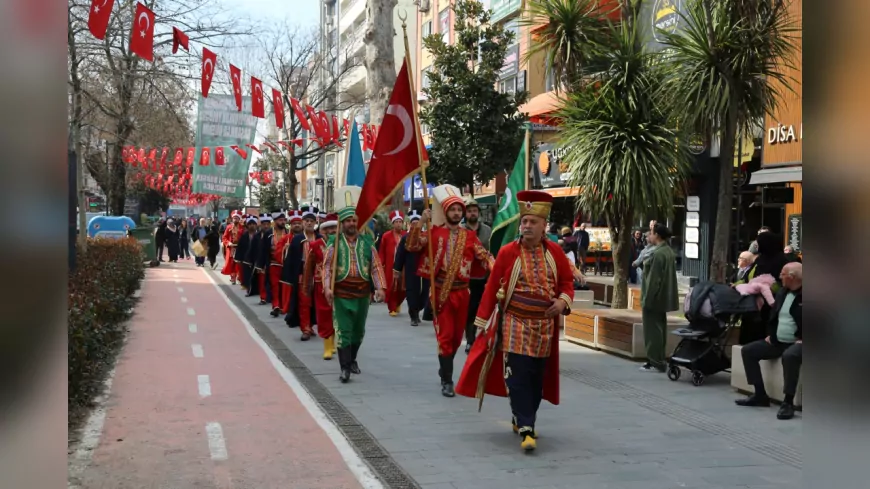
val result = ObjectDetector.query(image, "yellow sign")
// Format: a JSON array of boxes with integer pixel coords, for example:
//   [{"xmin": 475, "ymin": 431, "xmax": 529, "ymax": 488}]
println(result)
[{"xmin": 733, "ymin": 135, "xmax": 754, "ymax": 168}]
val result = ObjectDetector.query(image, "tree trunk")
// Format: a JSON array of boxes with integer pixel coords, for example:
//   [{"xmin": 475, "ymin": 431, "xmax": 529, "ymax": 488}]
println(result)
[
  {"xmin": 286, "ymin": 154, "xmax": 299, "ymax": 210},
  {"xmin": 610, "ymin": 214, "xmax": 632, "ymax": 309},
  {"xmin": 709, "ymin": 106, "xmax": 738, "ymax": 283},
  {"xmin": 68, "ymin": 9, "xmax": 87, "ymax": 249},
  {"xmin": 364, "ymin": 0, "xmax": 398, "ymax": 126}
]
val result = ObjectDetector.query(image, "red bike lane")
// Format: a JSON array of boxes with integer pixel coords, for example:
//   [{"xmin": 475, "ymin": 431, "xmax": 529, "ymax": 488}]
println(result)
[{"xmin": 75, "ymin": 262, "xmax": 376, "ymax": 489}]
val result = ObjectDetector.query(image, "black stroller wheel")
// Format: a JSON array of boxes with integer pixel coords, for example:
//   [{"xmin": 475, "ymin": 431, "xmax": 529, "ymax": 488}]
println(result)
[
  {"xmin": 667, "ymin": 365, "xmax": 681, "ymax": 381},
  {"xmin": 691, "ymin": 371, "xmax": 705, "ymax": 386}
]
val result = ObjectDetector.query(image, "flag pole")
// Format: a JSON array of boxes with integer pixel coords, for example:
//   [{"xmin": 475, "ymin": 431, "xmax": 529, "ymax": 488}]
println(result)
[
  {"xmin": 524, "ymin": 125, "xmax": 530, "ymax": 191},
  {"xmin": 399, "ymin": 10, "xmax": 436, "ymax": 314}
]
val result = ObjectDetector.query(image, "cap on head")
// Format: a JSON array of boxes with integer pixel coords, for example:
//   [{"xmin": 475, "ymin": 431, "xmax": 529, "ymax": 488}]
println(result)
[
  {"xmin": 271, "ymin": 210, "xmax": 286, "ymax": 220},
  {"xmin": 516, "ymin": 190, "xmax": 554, "ymax": 220},
  {"xmin": 389, "ymin": 210, "xmax": 404, "ymax": 223},
  {"xmin": 335, "ymin": 186, "xmax": 362, "ymax": 222},
  {"xmin": 464, "ymin": 197, "xmax": 479, "ymax": 210},
  {"xmin": 407, "ymin": 209, "xmax": 422, "ymax": 222},
  {"xmin": 246, "ymin": 216, "xmax": 258, "ymax": 225},
  {"xmin": 288, "ymin": 210, "xmax": 303, "ymax": 224},
  {"xmin": 320, "ymin": 213, "xmax": 339, "ymax": 229},
  {"xmin": 432, "ymin": 184, "xmax": 465, "ymax": 214},
  {"xmin": 301, "ymin": 205, "xmax": 318, "ymax": 220},
  {"xmin": 260, "ymin": 213, "xmax": 273, "ymax": 223}
]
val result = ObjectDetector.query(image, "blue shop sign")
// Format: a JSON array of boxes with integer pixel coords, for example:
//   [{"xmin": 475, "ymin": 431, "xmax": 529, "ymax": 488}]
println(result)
[
  {"xmin": 403, "ymin": 174, "xmax": 436, "ymax": 202},
  {"xmin": 88, "ymin": 216, "xmax": 136, "ymax": 239}
]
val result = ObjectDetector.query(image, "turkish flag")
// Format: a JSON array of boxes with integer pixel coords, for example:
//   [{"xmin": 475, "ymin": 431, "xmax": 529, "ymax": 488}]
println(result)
[
  {"xmin": 316, "ymin": 111, "xmax": 331, "ymax": 143},
  {"xmin": 200, "ymin": 147, "xmax": 211, "ymax": 166},
  {"xmin": 129, "ymin": 2, "xmax": 155, "ymax": 62},
  {"xmin": 173, "ymin": 148, "xmax": 183, "ymax": 166},
  {"xmin": 289, "ymin": 98, "xmax": 310, "ymax": 131},
  {"xmin": 272, "ymin": 88, "xmax": 285, "ymax": 129},
  {"xmin": 356, "ymin": 58, "xmax": 428, "ymax": 225},
  {"xmin": 88, "ymin": 0, "xmax": 115, "ymax": 40},
  {"xmin": 263, "ymin": 142, "xmax": 278, "ymax": 152},
  {"xmin": 245, "ymin": 144, "xmax": 262, "ymax": 155},
  {"xmin": 172, "ymin": 27, "xmax": 189, "ymax": 53},
  {"xmin": 121, "ymin": 146, "xmax": 130, "ymax": 163},
  {"xmin": 137, "ymin": 148, "xmax": 146, "ymax": 164},
  {"xmin": 343, "ymin": 118, "xmax": 350, "ymax": 139},
  {"xmin": 215, "ymin": 146, "xmax": 226, "ymax": 166},
  {"xmin": 251, "ymin": 77, "xmax": 265, "ymax": 118},
  {"xmin": 159, "ymin": 147, "xmax": 169, "ymax": 165},
  {"xmin": 229, "ymin": 145, "xmax": 248, "ymax": 159},
  {"xmin": 185, "ymin": 147, "xmax": 195, "ymax": 166},
  {"xmin": 305, "ymin": 105, "xmax": 324, "ymax": 140},
  {"xmin": 332, "ymin": 115, "xmax": 343, "ymax": 147},
  {"xmin": 201, "ymin": 48, "xmax": 217, "ymax": 98},
  {"xmin": 230, "ymin": 64, "xmax": 242, "ymax": 111}
]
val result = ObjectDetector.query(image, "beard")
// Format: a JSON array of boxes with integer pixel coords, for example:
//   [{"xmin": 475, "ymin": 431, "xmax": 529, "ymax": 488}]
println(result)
[
  {"xmin": 466, "ymin": 216, "xmax": 478, "ymax": 225},
  {"xmin": 344, "ymin": 226, "xmax": 357, "ymax": 236},
  {"xmin": 446, "ymin": 215, "xmax": 462, "ymax": 225}
]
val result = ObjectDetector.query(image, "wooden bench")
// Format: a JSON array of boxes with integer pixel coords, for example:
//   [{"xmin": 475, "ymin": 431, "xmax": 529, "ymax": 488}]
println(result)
[
  {"xmin": 730, "ymin": 345, "xmax": 802, "ymax": 406},
  {"xmin": 564, "ymin": 308, "xmax": 690, "ymax": 360}
]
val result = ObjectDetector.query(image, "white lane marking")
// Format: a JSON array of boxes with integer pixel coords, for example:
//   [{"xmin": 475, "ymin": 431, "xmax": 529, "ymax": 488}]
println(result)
[
  {"xmin": 187, "ymin": 308, "xmax": 195, "ymax": 316},
  {"xmin": 67, "ymin": 368, "xmax": 117, "ymax": 489},
  {"xmin": 189, "ymin": 323, "xmax": 198, "ymax": 333},
  {"xmin": 174, "ymin": 279, "xmax": 180, "ymax": 284},
  {"xmin": 205, "ymin": 422, "xmax": 228, "ymax": 461},
  {"xmin": 202, "ymin": 268, "xmax": 384, "ymax": 489},
  {"xmin": 192, "ymin": 344, "xmax": 204, "ymax": 358},
  {"xmin": 197, "ymin": 375, "xmax": 211, "ymax": 397},
  {"xmin": 177, "ymin": 287, "xmax": 184, "ymax": 293},
  {"xmin": 181, "ymin": 297, "xmax": 188, "ymax": 303}
]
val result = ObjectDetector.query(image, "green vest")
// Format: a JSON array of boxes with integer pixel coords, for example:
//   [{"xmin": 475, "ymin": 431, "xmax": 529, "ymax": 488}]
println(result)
[{"xmin": 335, "ymin": 233, "xmax": 374, "ymax": 283}]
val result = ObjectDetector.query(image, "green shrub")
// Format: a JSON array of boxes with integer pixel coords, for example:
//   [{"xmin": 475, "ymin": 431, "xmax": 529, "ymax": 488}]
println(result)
[{"xmin": 68, "ymin": 238, "xmax": 145, "ymax": 424}]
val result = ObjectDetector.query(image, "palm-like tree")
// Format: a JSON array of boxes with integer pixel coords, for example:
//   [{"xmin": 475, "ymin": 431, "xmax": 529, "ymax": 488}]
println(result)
[
  {"xmin": 659, "ymin": 0, "xmax": 798, "ymax": 282},
  {"xmin": 558, "ymin": 22, "xmax": 691, "ymax": 308}
]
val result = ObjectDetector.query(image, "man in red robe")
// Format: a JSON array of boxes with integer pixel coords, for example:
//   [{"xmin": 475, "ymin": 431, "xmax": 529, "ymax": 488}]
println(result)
[
  {"xmin": 406, "ymin": 184, "xmax": 494, "ymax": 398},
  {"xmin": 282, "ymin": 206, "xmax": 320, "ymax": 339},
  {"xmin": 278, "ymin": 210, "xmax": 304, "ymax": 318},
  {"xmin": 221, "ymin": 210, "xmax": 244, "ymax": 284},
  {"xmin": 379, "ymin": 210, "xmax": 406, "ymax": 316},
  {"xmin": 456, "ymin": 190, "xmax": 574, "ymax": 452},
  {"xmin": 302, "ymin": 213, "xmax": 338, "ymax": 359},
  {"xmin": 267, "ymin": 211, "xmax": 292, "ymax": 317}
]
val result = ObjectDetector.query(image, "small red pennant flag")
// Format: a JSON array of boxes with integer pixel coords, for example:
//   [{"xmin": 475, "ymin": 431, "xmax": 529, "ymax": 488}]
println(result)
[
  {"xmin": 159, "ymin": 147, "xmax": 169, "ymax": 165},
  {"xmin": 137, "ymin": 148, "xmax": 146, "ymax": 163},
  {"xmin": 215, "ymin": 146, "xmax": 225, "ymax": 166},
  {"xmin": 199, "ymin": 147, "xmax": 210, "ymax": 166},
  {"xmin": 172, "ymin": 27, "xmax": 189, "ymax": 53},
  {"xmin": 185, "ymin": 147, "xmax": 195, "ymax": 166},
  {"xmin": 201, "ymin": 48, "xmax": 217, "ymax": 98},
  {"xmin": 173, "ymin": 148, "xmax": 183, "ymax": 166},
  {"xmin": 88, "ymin": 0, "xmax": 115, "ymax": 40},
  {"xmin": 343, "ymin": 118, "xmax": 350, "ymax": 139},
  {"xmin": 230, "ymin": 64, "xmax": 242, "ymax": 111},
  {"xmin": 290, "ymin": 98, "xmax": 310, "ymax": 131},
  {"xmin": 263, "ymin": 142, "xmax": 278, "ymax": 152},
  {"xmin": 229, "ymin": 145, "xmax": 248, "ymax": 159},
  {"xmin": 129, "ymin": 2, "xmax": 155, "ymax": 62},
  {"xmin": 272, "ymin": 88, "xmax": 285, "ymax": 129},
  {"xmin": 245, "ymin": 144, "xmax": 262, "ymax": 155},
  {"xmin": 332, "ymin": 115, "xmax": 343, "ymax": 147},
  {"xmin": 251, "ymin": 77, "xmax": 265, "ymax": 118}
]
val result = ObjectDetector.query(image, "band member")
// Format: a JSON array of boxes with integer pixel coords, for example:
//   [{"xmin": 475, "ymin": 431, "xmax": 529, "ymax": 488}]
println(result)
[
  {"xmin": 282, "ymin": 206, "xmax": 320, "ymax": 340},
  {"xmin": 266, "ymin": 210, "xmax": 292, "ymax": 317},
  {"xmin": 462, "ymin": 198, "xmax": 492, "ymax": 352},
  {"xmin": 246, "ymin": 214, "xmax": 270, "ymax": 298},
  {"xmin": 235, "ymin": 215, "xmax": 258, "ymax": 289},
  {"xmin": 379, "ymin": 210, "xmax": 406, "ymax": 317},
  {"xmin": 253, "ymin": 214, "xmax": 274, "ymax": 304},
  {"xmin": 278, "ymin": 210, "xmax": 304, "ymax": 321},
  {"xmin": 393, "ymin": 210, "xmax": 426, "ymax": 326},
  {"xmin": 221, "ymin": 210, "xmax": 244, "ymax": 284},
  {"xmin": 406, "ymin": 185, "xmax": 494, "ymax": 397},
  {"xmin": 456, "ymin": 191, "xmax": 574, "ymax": 452},
  {"xmin": 323, "ymin": 186, "xmax": 387, "ymax": 383},
  {"xmin": 302, "ymin": 213, "xmax": 339, "ymax": 359}
]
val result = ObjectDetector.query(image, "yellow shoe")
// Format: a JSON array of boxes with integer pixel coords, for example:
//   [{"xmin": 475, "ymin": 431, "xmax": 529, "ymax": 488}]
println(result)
[
  {"xmin": 512, "ymin": 420, "xmax": 539, "ymax": 438},
  {"xmin": 520, "ymin": 434, "xmax": 536, "ymax": 452},
  {"xmin": 389, "ymin": 311, "xmax": 398, "ymax": 317},
  {"xmin": 323, "ymin": 336, "xmax": 334, "ymax": 360}
]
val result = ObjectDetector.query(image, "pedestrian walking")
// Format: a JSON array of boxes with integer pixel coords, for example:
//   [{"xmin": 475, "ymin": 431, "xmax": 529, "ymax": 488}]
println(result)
[
  {"xmin": 639, "ymin": 223, "xmax": 679, "ymax": 373},
  {"xmin": 192, "ymin": 218, "xmax": 208, "ymax": 267},
  {"xmin": 301, "ymin": 213, "xmax": 339, "ymax": 359},
  {"xmin": 154, "ymin": 219, "xmax": 167, "ymax": 262},
  {"xmin": 393, "ymin": 210, "xmax": 425, "ymax": 326},
  {"xmin": 165, "ymin": 219, "xmax": 180, "ymax": 263},
  {"xmin": 179, "ymin": 219, "xmax": 191, "ymax": 260},
  {"xmin": 323, "ymin": 186, "xmax": 387, "ymax": 383},
  {"xmin": 462, "ymin": 198, "xmax": 492, "ymax": 353},
  {"xmin": 573, "ymin": 223, "xmax": 590, "ymax": 271},
  {"xmin": 379, "ymin": 210, "xmax": 407, "ymax": 317},
  {"xmin": 205, "ymin": 222, "xmax": 221, "ymax": 269}
]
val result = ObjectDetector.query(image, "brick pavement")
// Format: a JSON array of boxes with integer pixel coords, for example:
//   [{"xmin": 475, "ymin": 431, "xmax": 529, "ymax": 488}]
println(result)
[{"xmin": 215, "ymin": 269, "xmax": 801, "ymax": 489}]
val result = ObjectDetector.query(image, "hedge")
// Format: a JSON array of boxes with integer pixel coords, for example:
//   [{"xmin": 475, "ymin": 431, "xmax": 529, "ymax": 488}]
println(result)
[{"xmin": 68, "ymin": 237, "xmax": 144, "ymax": 427}]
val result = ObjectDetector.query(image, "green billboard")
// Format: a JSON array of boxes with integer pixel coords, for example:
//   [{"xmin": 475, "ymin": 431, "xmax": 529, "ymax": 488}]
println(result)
[{"xmin": 192, "ymin": 94, "xmax": 257, "ymax": 198}]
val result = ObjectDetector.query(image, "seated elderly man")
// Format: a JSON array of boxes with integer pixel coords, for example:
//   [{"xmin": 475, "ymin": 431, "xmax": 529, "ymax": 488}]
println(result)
[
  {"xmin": 735, "ymin": 251, "xmax": 756, "ymax": 282},
  {"xmin": 735, "ymin": 262, "xmax": 802, "ymax": 420}
]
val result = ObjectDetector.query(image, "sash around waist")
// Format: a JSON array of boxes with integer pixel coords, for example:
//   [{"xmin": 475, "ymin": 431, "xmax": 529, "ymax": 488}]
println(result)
[
  {"xmin": 505, "ymin": 292, "xmax": 552, "ymax": 319},
  {"xmin": 335, "ymin": 277, "xmax": 371, "ymax": 299},
  {"xmin": 434, "ymin": 271, "xmax": 469, "ymax": 291}
]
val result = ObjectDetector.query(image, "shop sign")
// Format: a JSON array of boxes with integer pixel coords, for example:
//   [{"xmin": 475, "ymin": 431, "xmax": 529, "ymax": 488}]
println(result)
[
  {"xmin": 767, "ymin": 122, "xmax": 802, "ymax": 145},
  {"xmin": 403, "ymin": 174, "xmax": 436, "ymax": 201},
  {"xmin": 531, "ymin": 143, "xmax": 571, "ymax": 188},
  {"xmin": 787, "ymin": 213, "xmax": 802, "ymax": 251},
  {"xmin": 640, "ymin": 0, "xmax": 686, "ymax": 53},
  {"xmin": 500, "ymin": 44, "xmax": 519, "ymax": 79},
  {"xmin": 490, "ymin": 0, "xmax": 522, "ymax": 23}
]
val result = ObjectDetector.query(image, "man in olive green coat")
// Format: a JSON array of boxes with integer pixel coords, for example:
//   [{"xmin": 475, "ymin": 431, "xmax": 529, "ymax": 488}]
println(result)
[{"xmin": 640, "ymin": 223, "xmax": 679, "ymax": 372}]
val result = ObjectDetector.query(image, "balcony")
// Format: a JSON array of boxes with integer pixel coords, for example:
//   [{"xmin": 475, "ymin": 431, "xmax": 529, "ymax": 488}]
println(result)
[
  {"xmin": 339, "ymin": 65, "xmax": 366, "ymax": 98},
  {"xmin": 339, "ymin": 0, "xmax": 365, "ymax": 33}
]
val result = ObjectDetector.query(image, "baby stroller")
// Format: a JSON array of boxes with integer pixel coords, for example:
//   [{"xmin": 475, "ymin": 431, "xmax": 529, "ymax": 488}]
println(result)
[{"xmin": 667, "ymin": 282, "xmax": 760, "ymax": 386}]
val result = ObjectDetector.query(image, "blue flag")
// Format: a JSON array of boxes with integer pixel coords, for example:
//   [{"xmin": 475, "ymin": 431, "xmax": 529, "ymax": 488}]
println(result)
[{"xmin": 345, "ymin": 121, "xmax": 366, "ymax": 187}]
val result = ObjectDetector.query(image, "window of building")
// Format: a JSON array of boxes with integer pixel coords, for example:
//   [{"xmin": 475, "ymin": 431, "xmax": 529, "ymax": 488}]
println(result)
[
  {"xmin": 421, "ymin": 66, "xmax": 432, "ymax": 89},
  {"xmin": 422, "ymin": 20, "xmax": 432, "ymax": 38},
  {"xmin": 499, "ymin": 76, "xmax": 517, "ymax": 95},
  {"xmin": 545, "ymin": 59, "xmax": 557, "ymax": 92},
  {"xmin": 438, "ymin": 8, "xmax": 450, "ymax": 44},
  {"xmin": 421, "ymin": 123, "xmax": 430, "ymax": 135},
  {"xmin": 504, "ymin": 18, "xmax": 520, "ymax": 44}
]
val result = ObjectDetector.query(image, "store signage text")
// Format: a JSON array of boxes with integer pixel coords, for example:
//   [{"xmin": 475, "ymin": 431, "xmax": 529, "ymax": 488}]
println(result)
[{"xmin": 767, "ymin": 123, "xmax": 802, "ymax": 145}]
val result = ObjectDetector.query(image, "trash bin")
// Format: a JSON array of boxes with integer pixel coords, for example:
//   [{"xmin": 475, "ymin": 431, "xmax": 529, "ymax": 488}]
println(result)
[{"xmin": 129, "ymin": 227, "xmax": 157, "ymax": 264}]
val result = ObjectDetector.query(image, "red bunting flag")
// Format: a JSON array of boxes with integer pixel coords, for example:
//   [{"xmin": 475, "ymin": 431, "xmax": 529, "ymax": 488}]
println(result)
[
  {"xmin": 199, "ymin": 147, "xmax": 210, "ymax": 166},
  {"xmin": 88, "ymin": 0, "xmax": 115, "ymax": 40},
  {"xmin": 356, "ymin": 58, "xmax": 429, "ymax": 225},
  {"xmin": 245, "ymin": 144, "xmax": 262, "ymax": 155},
  {"xmin": 159, "ymin": 147, "xmax": 169, "ymax": 165},
  {"xmin": 251, "ymin": 77, "xmax": 265, "ymax": 118},
  {"xmin": 229, "ymin": 145, "xmax": 248, "ymax": 159},
  {"xmin": 185, "ymin": 147, "xmax": 195, "ymax": 166},
  {"xmin": 305, "ymin": 105, "xmax": 323, "ymax": 140},
  {"xmin": 129, "ymin": 2, "xmax": 155, "ymax": 62},
  {"xmin": 289, "ymin": 98, "xmax": 310, "ymax": 131},
  {"xmin": 316, "ymin": 111, "xmax": 331, "ymax": 144},
  {"xmin": 230, "ymin": 64, "xmax": 242, "ymax": 111},
  {"xmin": 343, "ymin": 118, "xmax": 350, "ymax": 139},
  {"xmin": 171, "ymin": 27, "xmax": 189, "ymax": 53},
  {"xmin": 137, "ymin": 148, "xmax": 146, "ymax": 163},
  {"xmin": 173, "ymin": 148, "xmax": 183, "ymax": 166},
  {"xmin": 263, "ymin": 142, "xmax": 278, "ymax": 152},
  {"xmin": 215, "ymin": 146, "xmax": 225, "ymax": 166},
  {"xmin": 201, "ymin": 48, "xmax": 217, "ymax": 98},
  {"xmin": 272, "ymin": 88, "xmax": 285, "ymax": 129},
  {"xmin": 332, "ymin": 115, "xmax": 343, "ymax": 148}
]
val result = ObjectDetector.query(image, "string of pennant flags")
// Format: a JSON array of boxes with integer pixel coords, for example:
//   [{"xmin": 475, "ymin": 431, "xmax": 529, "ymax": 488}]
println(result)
[{"xmin": 87, "ymin": 0, "xmax": 381, "ymax": 156}]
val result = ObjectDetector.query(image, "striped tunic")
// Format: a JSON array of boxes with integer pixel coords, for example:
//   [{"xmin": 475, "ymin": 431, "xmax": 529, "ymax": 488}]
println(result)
[{"xmin": 502, "ymin": 244, "xmax": 557, "ymax": 358}]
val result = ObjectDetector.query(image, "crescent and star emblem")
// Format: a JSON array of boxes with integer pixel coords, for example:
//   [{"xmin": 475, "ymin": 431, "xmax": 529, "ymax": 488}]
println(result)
[
  {"xmin": 203, "ymin": 59, "xmax": 214, "ymax": 80},
  {"xmin": 384, "ymin": 104, "xmax": 412, "ymax": 156},
  {"xmin": 94, "ymin": 0, "xmax": 108, "ymax": 13},
  {"xmin": 499, "ymin": 188, "xmax": 512, "ymax": 213},
  {"xmin": 137, "ymin": 11, "xmax": 150, "ymax": 38},
  {"xmin": 255, "ymin": 84, "xmax": 262, "ymax": 102},
  {"xmin": 233, "ymin": 74, "xmax": 240, "ymax": 94}
]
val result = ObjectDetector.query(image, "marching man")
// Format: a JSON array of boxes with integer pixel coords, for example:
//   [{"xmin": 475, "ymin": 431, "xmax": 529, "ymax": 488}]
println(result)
[
  {"xmin": 247, "ymin": 213, "xmax": 272, "ymax": 300},
  {"xmin": 302, "ymin": 212, "xmax": 339, "ymax": 359},
  {"xmin": 393, "ymin": 210, "xmax": 426, "ymax": 326},
  {"xmin": 379, "ymin": 210, "xmax": 406, "ymax": 317},
  {"xmin": 221, "ymin": 210, "xmax": 244, "ymax": 284},
  {"xmin": 266, "ymin": 210, "xmax": 292, "ymax": 317},
  {"xmin": 406, "ymin": 185, "xmax": 494, "ymax": 397},
  {"xmin": 282, "ymin": 206, "xmax": 320, "ymax": 340},
  {"xmin": 456, "ymin": 190, "xmax": 574, "ymax": 452},
  {"xmin": 323, "ymin": 186, "xmax": 387, "ymax": 383}
]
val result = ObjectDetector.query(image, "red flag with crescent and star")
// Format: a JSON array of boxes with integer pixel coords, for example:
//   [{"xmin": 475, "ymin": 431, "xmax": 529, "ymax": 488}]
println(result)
[
  {"xmin": 129, "ymin": 2, "xmax": 155, "ymax": 62},
  {"xmin": 215, "ymin": 146, "xmax": 226, "ymax": 166},
  {"xmin": 356, "ymin": 58, "xmax": 428, "ymax": 225},
  {"xmin": 272, "ymin": 88, "xmax": 285, "ymax": 129},
  {"xmin": 230, "ymin": 64, "xmax": 243, "ymax": 111},
  {"xmin": 88, "ymin": 0, "xmax": 115, "ymax": 40},
  {"xmin": 172, "ymin": 27, "xmax": 189, "ymax": 53},
  {"xmin": 290, "ymin": 98, "xmax": 310, "ymax": 131},
  {"xmin": 201, "ymin": 48, "xmax": 217, "ymax": 98},
  {"xmin": 251, "ymin": 77, "xmax": 265, "ymax": 118}
]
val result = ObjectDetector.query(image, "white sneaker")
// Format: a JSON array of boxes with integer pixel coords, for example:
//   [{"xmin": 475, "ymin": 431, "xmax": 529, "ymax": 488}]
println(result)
[{"xmin": 639, "ymin": 363, "xmax": 662, "ymax": 373}]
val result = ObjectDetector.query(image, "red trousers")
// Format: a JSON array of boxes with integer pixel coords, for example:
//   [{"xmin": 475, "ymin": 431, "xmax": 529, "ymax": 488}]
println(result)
[
  {"xmin": 298, "ymin": 286, "xmax": 314, "ymax": 334},
  {"xmin": 386, "ymin": 286, "xmax": 406, "ymax": 314},
  {"xmin": 258, "ymin": 272, "xmax": 267, "ymax": 301},
  {"xmin": 433, "ymin": 287, "xmax": 470, "ymax": 357},
  {"xmin": 269, "ymin": 265, "xmax": 283, "ymax": 309},
  {"xmin": 314, "ymin": 282, "xmax": 334, "ymax": 339},
  {"xmin": 221, "ymin": 249, "xmax": 237, "ymax": 277},
  {"xmin": 280, "ymin": 283, "xmax": 293, "ymax": 314}
]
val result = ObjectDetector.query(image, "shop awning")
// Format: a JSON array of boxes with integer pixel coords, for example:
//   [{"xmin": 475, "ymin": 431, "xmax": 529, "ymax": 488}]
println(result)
[
  {"xmin": 520, "ymin": 92, "xmax": 562, "ymax": 125},
  {"xmin": 541, "ymin": 187, "xmax": 580, "ymax": 198},
  {"xmin": 749, "ymin": 166, "xmax": 802, "ymax": 185},
  {"xmin": 474, "ymin": 194, "xmax": 497, "ymax": 205}
]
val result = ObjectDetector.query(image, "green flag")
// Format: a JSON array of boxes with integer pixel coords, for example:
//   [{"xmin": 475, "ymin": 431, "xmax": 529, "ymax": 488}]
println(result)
[{"xmin": 490, "ymin": 137, "xmax": 527, "ymax": 257}]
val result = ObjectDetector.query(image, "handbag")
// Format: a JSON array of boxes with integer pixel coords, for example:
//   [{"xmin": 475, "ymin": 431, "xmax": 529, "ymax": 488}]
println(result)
[{"xmin": 192, "ymin": 240, "xmax": 206, "ymax": 257}]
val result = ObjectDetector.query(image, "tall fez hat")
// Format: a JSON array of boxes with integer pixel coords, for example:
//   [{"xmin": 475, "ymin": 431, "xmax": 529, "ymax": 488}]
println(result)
[
  {"xmin": 320, "ymin": 213, "xmax": 339, "ymax": 229},
  {"xmin": 335, "ymin": 186, "xmax": 362, "ymax": 222},
  {"xmin": 432, "ymin": 184, "xmax": 465, "ymax": 213},
  {"xmin": 516, "ymin": 190, "xmax": 554, "ymax": 219},
  {"xmin": 288, "ymin": 210, "xmax": 303, "ymax": 223},
  {"xmin": 389, "ymin": 210, "xmax": 404, "ymax": 223}
]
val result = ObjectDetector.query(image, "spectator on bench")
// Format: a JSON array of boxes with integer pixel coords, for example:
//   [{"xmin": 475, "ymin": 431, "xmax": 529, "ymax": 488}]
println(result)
[{"xmin": 735, "ymin": 262, "xmax": 802, "ymax": 420}]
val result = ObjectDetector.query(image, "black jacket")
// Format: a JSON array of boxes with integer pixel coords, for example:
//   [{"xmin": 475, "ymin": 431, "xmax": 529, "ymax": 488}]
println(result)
[
  {"xmin": 235, "ymin": 231, "xmax": 255, "ymax": 263},
  {"xmin": 767, "ymin": 287, "xmax": 802, "ymax": 345}
]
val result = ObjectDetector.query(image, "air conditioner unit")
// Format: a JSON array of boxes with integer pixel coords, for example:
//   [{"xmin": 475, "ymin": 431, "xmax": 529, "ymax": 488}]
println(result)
[{"xmin": 418, "ymin": 0, "xmax": 430, "ymax": 13}]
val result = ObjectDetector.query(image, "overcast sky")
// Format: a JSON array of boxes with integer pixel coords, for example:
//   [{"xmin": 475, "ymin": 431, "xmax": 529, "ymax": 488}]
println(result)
[{"xmin": 224, "ymin": 0, "xmax": 319, "ymax": 27}]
